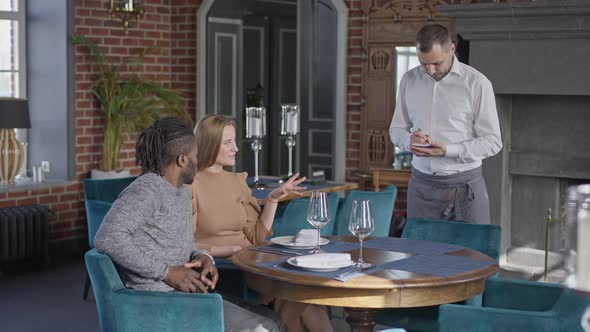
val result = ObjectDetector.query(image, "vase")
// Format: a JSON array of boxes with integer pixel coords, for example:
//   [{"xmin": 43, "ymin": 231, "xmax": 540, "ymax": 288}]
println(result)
[{"xmin": 0, "ymin": 129, "xmax": 24, "ymax": 185}]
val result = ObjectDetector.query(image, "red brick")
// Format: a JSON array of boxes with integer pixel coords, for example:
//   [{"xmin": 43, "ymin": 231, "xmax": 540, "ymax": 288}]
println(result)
[
  {"xmin": 40, "ymin": 195, "xmax": 59, "ymax": 204},
  {"xmin": 50, "ymin": 202, "xmax": 71, "ymax": 211},
  {"xmin": 17, "ymin": 198, "xmax": 40, "ymax": 206},
  {"xmin": 51, "ymin": 186, "xmax": 66, "ymax": 194},
  {"xmin": 7, "ymin": 191, "xmax": 29, "ymax": 199},
  {"xmin": 66, "ymin": 183, "xmax": 83, "ymax": 192},
  {"xmin": 0, "ymin": 201, "xmax": 16, "ymax": 208},
  {"xmin": 59, "ymin": 211, "xmax": 78, "ymax": 220}
]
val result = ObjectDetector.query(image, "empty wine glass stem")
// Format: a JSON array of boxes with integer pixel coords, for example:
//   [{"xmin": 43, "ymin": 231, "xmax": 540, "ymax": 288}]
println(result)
[
  {"xmin": 316, "ymin": 228, "xmax": 321, "ymax": 252},
  {"xmin": 358, "ymin": 239, "xmax": 364, "ymax": 264}
]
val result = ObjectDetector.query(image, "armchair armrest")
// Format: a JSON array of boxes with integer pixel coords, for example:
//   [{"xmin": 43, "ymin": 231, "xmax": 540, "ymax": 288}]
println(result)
[
  {"xmin": 439, "ymin": 303, "xmax": 559, "ymax": 332},
  {"xmin": 112, "ymin": 289, "xmax": 224, "ymax": 332},
  {"xmin": 483, "ymin": 278, "xmax": 563, "ymax": 311}
]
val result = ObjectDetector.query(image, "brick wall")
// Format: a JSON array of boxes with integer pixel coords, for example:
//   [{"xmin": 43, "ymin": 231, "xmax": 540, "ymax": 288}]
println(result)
[
  {"xmin": 0, "ymin": 0, "xmax": 197, "ymax": 245},
  {"xmin": 0, "ymin": 0, "xmax": 366, "ymax": 246}
]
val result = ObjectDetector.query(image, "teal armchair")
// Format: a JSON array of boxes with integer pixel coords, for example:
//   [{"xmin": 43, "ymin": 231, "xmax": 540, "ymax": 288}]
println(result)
[
  {"xmin": 84, "ymin": 176, "xmax": 138, "ymax": 203},
  {"xmin": 439, "ymin": 278, "xmax": 590, "ymax": 332},
  {"xmin": 401, "ymin": 218, "xmax": 501, "ymax": 260},
  {"xmin": 83, "ymin": 176, "xmax": 137, "ymax": 299},
  {"xmin": 333, "ymin": 185, "xmax": 397, "ymax": 236},
  {"xmin": 86, "ymin": 249, "xmax": 224, "ymax": 332},
  {"xmin": 376, "ymin": 218, "xmax": 501, "ymax": 332},
  {"xmin": 271, "ymin": 192, "xmax": 340, "ymax": 237}
]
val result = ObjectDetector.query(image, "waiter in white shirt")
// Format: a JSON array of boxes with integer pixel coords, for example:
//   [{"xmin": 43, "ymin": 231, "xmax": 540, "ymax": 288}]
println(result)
[{"xmin": 389, "ymin": 24, "xmax": 502, "ymax": 224}]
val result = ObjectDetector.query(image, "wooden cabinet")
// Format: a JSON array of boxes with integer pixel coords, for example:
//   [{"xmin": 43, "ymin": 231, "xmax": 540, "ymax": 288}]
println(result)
[
  {"xmin": 371, "ymin": 168, "xmax": 411, "ymax": 192},
  {"xmin": 358, "ymin": 1, "xmax": 454, "ymax": 172}
]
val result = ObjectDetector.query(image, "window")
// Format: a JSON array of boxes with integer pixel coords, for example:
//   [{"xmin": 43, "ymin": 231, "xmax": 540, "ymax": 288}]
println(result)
[
  {"xmin": 1, "ymin": 0, "xmax": 27, "ymax": 180},
  {"xmin": 0, "ymin": 0, "xmax": 26, "ymax": 98},
  {"xmin": 395, "ymin": 46, "xmax": 418, "ymax": 99}
]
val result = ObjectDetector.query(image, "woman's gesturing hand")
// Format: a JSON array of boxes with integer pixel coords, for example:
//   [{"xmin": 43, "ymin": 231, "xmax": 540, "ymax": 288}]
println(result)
[{"xmin": 267, "ymin": 173, "xmax": 307, "ymax": 203}]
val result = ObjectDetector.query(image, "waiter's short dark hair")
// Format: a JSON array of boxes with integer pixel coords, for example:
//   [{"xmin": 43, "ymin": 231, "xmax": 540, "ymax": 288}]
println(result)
[{"xmin": 416, "ymin": 24, "xmax": 452, "ymax": 53}]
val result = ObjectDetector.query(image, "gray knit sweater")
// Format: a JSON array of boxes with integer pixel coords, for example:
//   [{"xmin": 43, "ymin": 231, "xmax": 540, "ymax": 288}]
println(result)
[{"xmin": 94, "ymin": 173, "xmax": 206, "ymax": 291}]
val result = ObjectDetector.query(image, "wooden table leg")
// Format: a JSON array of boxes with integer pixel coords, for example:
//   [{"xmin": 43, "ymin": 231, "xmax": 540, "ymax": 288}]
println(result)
[
  {"xmin": 344, "ymin": 307, "xmax": 378, "ymax": 332},
  {"xmin": 373, "ymin": 170, "xmax": 380, "ymax": 192}
]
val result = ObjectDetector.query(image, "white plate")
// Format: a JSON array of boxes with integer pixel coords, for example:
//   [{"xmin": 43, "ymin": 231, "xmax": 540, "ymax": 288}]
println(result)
[
  {"xmin": 286, "ymin": 256, "xmax": 353, "ymax": 272},
  {"xmin": 270, "ymin": 236, "xmax": 329, "ymax": 249},
  {"xmin": 411, "ymin": 143, "xmax": 433, "ymax": 148}
]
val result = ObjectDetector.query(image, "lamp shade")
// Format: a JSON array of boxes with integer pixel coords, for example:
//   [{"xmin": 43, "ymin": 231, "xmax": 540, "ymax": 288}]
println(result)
[{"xmin": 0, "ymin": 99, "xmax": 30, "ymax": 129}]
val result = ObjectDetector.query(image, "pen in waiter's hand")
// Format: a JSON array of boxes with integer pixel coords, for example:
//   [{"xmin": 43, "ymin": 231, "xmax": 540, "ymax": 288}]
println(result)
[{"xmin": 416, "ymin": 128, "xmax": 431, "ymax": 144}]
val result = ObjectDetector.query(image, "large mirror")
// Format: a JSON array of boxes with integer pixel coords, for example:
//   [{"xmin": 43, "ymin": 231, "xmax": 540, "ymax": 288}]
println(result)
[
  {"xmin": 394, "ymin": 46, "xmax": 418, "ymax": 98},
  {"xmin": 196, "ymin": 0, "xmax": 348, "ymax": 182}
]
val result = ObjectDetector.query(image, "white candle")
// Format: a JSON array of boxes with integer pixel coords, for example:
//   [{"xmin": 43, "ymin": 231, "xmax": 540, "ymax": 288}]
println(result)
[
  {"xmin": 281, "ymin": 105, "xmax": 300, "ymax": 135},
  {"xmin": 287, "ymin": 110, "xmax": 299, "ymax": 134},
  {"xmin": 128, "ymin": 0, "xmax": 134, "ymax": 11},
  {"xmin": 577, "ymin": 208, "xmax": 590, "ymax": 291},
  {"xmin": 248, "ymin": 117, "xmax": 261, "ymax": 137}
]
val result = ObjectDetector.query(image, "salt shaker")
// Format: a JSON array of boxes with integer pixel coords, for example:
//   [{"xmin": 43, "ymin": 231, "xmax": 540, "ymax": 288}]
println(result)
[{"xmin": 36, "ymin": 166, "xmax": 44, "ymax": 182}]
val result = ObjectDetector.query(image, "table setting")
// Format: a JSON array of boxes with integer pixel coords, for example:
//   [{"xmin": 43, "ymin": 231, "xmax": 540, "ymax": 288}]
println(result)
[{"xmin": 248, "ymin": 190, "xmax": 497, "ymax": 282}]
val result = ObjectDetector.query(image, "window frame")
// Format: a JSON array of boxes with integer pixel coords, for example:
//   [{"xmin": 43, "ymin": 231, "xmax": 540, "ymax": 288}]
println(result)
[{"xmin": 0, "ymin": 0, "xmax": 27, "ymax": 99}]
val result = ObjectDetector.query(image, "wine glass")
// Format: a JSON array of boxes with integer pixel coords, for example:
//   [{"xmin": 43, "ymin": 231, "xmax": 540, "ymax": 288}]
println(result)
[
  {"xmin": 306, "ymin": 191, "xmax": 330, "ymax": 254},
  {"xmin": 348, "ymin": 200, "xmax": 375, "ymax": 268}
]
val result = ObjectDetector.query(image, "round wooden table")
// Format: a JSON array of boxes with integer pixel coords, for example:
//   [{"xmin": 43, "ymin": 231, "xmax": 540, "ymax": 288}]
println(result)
[{"xmin": 231, "ymin": 236, "xmax": 499, "ymax": 332}]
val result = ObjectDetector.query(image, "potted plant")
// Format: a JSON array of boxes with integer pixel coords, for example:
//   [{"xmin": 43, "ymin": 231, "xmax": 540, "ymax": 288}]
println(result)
[{"xmin": 73, "ymin": 35, "xmax": 191, "ymax": 178}]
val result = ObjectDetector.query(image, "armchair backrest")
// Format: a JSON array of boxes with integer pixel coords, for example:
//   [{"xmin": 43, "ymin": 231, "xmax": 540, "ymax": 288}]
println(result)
[
  {"xmin": 83, "ymin": 177, "xmax": 137, "ymax": 247},
  {"xmin": 402, "ymin": 218, "xmax": 501, "ymax": 261},
  {"xmin": 272, "ymin": 192, "xmax": 340, "ymax": 236},
  {"xmin": 83, "ymin": 176, "xmax": 138, "ymax": 202},
  {"xmin": 85, "ymin": 200, "xmax": 114, "ymax": 248},
  {"xmin": 333, "ymin": 186, "xmax": 397, "ymax": 236}
]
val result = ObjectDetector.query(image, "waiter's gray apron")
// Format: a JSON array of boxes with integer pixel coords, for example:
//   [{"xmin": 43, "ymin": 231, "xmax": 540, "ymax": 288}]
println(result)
[{"xmin": 407, "ymin": 167, "xmax": 490, "ymax": 224}]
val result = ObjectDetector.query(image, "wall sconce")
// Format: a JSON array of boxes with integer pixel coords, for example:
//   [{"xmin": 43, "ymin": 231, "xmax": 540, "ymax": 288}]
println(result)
[{"xmin": 109, "ymin": 0, "xmax": 144, "ymax": 33}]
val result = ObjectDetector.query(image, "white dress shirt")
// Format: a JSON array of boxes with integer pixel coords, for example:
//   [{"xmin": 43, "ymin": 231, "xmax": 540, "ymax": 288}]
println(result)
[{"xmin": 389, "ymin": 56, "xmax": 502, "ymax": 175}]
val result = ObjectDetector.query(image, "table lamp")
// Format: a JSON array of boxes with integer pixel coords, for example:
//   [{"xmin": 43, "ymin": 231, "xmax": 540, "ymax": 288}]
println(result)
[
  {"xmin": 245, "ymin": 107, "xmax": 266, "ymax": 189},
  {"xmin": 280, "ymin": 104, "xmax": 300, "ymax": 177},
  {"xmin": 0, "ymin": 99, "xmax": 30, "ymax": 185}
]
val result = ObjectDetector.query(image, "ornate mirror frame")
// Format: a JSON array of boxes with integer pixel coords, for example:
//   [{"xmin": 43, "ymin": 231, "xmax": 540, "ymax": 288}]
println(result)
[{"xmin": 358, "ymin": 0, "xmax": 454, "ymax": 172}]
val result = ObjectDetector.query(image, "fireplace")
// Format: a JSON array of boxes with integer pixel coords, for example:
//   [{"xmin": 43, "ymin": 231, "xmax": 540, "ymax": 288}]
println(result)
[{"xmin": 438, "ymin": 2, "xmax": 590, "ymax": 281}]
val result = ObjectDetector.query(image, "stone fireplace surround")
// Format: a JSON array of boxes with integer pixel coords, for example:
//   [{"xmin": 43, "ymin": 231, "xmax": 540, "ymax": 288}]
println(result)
[{"xmin": 438, "ymin": 1, "xmax": 590, "ymax": 281}]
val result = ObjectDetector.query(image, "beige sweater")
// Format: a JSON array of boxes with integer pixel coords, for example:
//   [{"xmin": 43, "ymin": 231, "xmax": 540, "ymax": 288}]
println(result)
[{"xmin": 191, "ymin": 170, "xmax": 271, "ymax": 252}]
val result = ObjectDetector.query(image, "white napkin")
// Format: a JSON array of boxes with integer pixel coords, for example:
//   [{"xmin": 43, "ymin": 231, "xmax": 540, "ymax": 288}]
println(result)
[
  {"xmin": 294, "ymin": 253, "xmax": 351, "ymax": 268},
  {"xmin": 293, "ymin": 229, "xmax": 319, "ymax": 244}
]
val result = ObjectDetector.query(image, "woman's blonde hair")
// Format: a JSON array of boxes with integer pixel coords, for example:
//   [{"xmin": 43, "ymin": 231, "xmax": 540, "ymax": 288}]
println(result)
[{"xmin": 194, "ymin": 114, "xmax": 236, "ymax": 171}]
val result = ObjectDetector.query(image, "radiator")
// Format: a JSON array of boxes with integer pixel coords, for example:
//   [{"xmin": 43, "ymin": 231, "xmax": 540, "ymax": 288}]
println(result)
[{"xmin": 0, "ymin": 205, "xmax": 49, "ymax": 266}]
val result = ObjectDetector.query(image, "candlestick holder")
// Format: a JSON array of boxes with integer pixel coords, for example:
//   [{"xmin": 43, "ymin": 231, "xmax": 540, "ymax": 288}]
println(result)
[
  {"xmin": 245, "ymin": 107, "xmax": 267, "ymax": 189},
  {"xmin": 280, "ymin": 104, "xmax": 300, "ymax": 177}
]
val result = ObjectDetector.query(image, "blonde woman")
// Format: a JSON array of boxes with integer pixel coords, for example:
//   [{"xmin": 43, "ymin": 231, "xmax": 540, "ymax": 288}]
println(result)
[{"xmin": 191, "ymin": 115, "xmax": 333, "ymax": 332}]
